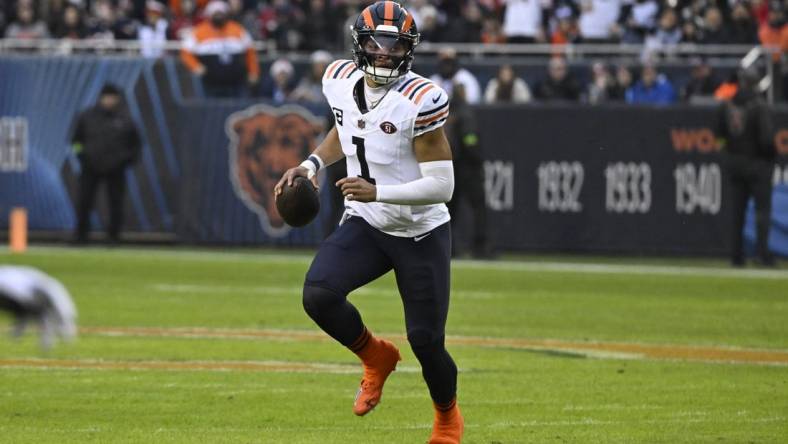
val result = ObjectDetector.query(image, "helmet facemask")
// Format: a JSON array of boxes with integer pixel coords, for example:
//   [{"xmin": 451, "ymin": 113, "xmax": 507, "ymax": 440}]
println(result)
[{"xmin": 352, "ymin": 29, "xmax": 418, "ymax": 86}]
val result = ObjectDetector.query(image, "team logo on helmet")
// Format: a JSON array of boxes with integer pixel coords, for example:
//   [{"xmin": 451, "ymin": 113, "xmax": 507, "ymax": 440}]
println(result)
[{"xmin": 226, "ymin": 104, "xmax": 323, "ymax": 237}]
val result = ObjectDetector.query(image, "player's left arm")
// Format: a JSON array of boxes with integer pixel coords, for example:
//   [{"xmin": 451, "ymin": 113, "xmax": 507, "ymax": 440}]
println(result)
[{"xmin": 337, "ymin": 126, "xmax": 454, "ymax": 204}]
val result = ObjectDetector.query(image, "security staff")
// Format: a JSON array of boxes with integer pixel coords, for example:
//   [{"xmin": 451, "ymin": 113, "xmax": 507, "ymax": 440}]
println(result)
[
  {"xmin": 715, "ymin": 69, "xmax": 777, "ymax": 267},
  {"xmin": 70, "ymin": 84, "xmax": 141, "ymax": 244},
  {"xmin": 445, "ymin": 83, "xmax": 492, "ymax": 259}
]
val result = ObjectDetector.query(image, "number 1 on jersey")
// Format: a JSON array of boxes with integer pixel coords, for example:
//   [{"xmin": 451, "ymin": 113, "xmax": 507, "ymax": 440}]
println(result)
[{"xmin": 352, "ymin": 136, "xmax": 376, "ymax": 184}]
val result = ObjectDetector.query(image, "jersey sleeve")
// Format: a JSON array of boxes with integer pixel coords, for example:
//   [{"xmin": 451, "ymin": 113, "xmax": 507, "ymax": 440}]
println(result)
[
  {"xmin": 322, "ymin": 59, "xmax": 357, "ymax": 86},
  {"xmin": 413, "ymin": 84, "xmax": 450, "ymax": 137}
]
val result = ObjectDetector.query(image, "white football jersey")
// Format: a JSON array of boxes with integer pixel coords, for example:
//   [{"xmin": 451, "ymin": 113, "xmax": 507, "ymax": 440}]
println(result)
[{"xmin": 322, "ymin": 59, "xmax": 451, "ymax": 237}]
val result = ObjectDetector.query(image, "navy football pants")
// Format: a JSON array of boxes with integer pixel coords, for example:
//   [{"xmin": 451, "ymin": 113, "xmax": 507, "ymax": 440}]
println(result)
[{"xmin": 303, "ymin": 216, "xmax": 457, "ymax": 404}]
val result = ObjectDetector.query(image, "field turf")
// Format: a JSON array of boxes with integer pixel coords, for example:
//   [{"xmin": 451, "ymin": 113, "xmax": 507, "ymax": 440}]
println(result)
[{"xmin": 0, "ymin": 247, "xmax": 786, "ymax": 443}]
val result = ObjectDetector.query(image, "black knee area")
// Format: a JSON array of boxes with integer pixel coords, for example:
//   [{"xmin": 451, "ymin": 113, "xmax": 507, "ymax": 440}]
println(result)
[
  {"xmin": 407, "ymin": 328, "xmax": 443, "ymax": 353},
  {"xmin": 302, "ymin": 285, "xmax": 345, "ymax": 318}
]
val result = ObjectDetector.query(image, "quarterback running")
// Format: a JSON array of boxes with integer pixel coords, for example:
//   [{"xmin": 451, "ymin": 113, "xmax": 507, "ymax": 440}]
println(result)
[{"xmin": 274, "ymin": 1, "xmax": 463, "ymax": 442}]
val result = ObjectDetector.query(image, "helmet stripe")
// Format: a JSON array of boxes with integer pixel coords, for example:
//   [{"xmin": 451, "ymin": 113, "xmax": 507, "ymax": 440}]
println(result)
[
  {"xmin": 362, "ymin": 7, "xmax": 374, "ymax": 28},
  {"xmin": 383, "ymin": 1, "xmax": 394, "ymax": 26},
  {"xmin": 402, "ymin": 12, "xmax": 413, "ymax": 33}
]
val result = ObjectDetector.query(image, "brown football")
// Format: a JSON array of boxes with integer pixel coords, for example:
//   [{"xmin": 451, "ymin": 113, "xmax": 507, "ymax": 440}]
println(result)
[{"xmin": 276, "ymin": 176, "xmax": 320, "ymax": 227}]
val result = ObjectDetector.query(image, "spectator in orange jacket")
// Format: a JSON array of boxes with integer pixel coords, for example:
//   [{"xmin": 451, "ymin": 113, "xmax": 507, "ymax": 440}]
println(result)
[{"xmin": 180, "ymin": 0, "xmax": 259, "ymax": 97}]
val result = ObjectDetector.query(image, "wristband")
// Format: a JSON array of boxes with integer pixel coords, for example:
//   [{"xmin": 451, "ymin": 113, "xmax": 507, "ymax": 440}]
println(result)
[{"xmin": 299, "ymin": 154, "xmax": 325, "ymax": 179}]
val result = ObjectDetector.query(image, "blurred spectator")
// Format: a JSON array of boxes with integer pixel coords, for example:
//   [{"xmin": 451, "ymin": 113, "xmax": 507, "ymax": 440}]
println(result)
[
  {"xmin": 300, "ymin": 0, "xmax": 341, "ymax": 51},
  {"xmin": 169, "ymin": 0, "xmax": 200, "ymax": 40},
  {"xmin": 263, "ymin": 58, "xmax": 296, "ymax": 104},
  {"xmin": 715, "ymin": 68, "xmax": 777, "ymax": 267},
  {"xmin": 114, "ymin": 0, "xmax": 141, "ymax": 40},
  {"xmin": 625, "ymin": 62, "xmax": 677, "ymax": 105},
  {"xmin": 617, "ymin": 0, "xmax": 659, "ymax": 43},
  {"xmin": 417, "ymin": 4, "xmax": 442, "ymax": 42},
  {"xmin": 680, "ymin": 19, "xmax": 700, "ymax": 43},
  {"xmin": 446, "ymin": 83, "xmax": 492, "ymax": 259},
  {"xmin": 258, "ymin": 0, "xmax": 307, "ymax": 51},
  {"xmin": 758, "ymin": 1, "xmax": 788, "ymax": 100},
  {"xmin": 699, "ymin": 6, "xmax": 732, "ymax": 44},
  {"xmin": 0, "ymin": 4, "xmax": 7, "ymax": 37},
  {"xmin": 430, "ymin": 48, "xmax": 482, "ymax": 104},
  {"xmin": 480, "ymin": 15, "xmax": 507, "ymax": 43},
  {"xmin": 70, "ymin": 84, "xmax": 141, "ymax": 245},
  {"xmin": 534, "ymin": 56, "xmax": 581, "ymax": 102},
  {"xmin": 88, "ymin": 0, "xmax": 119, "ymax": 43},
  {"xmin": 181, "ymin": 0, "xmax": 260, "ymax": 97},
  {"xmin": 4, "ymin": 3, "xmax": 50, "ymax": 39},
  {"xmin": 53, "ymin": 3, "xmax": 87, "ymax": 39},
  {"xmin": 681, "ymin": 57, "xmax": 720, "ymax": 103},
  {"xmin": 714, "ymin": 71, "xmax": 740, "ymax": 101},
  {"xmin": 443, "ymin": 1, "xmax": 484, "ymax": 42},
  {"xmin": 551, "ymin": 9, "xmax": 582, "ymax": 44},
  {"xmin": 578, "ymin": 0, "xmax": 624, "ymax": 43},
  {"xmin": 139, "ymin": 1, "xmax": 168, "ymax": 58},
  {"xmin": 729, "ymin": 1, "xmax": 760, "ymax": 44},
  {"xmin": 586, "ymin": 60, "xmax": 618, "ymax": 104},
  {"xmin": 484, "ymin": 64, "xmax": 532, "ymax": 103},
  {"xmin": 609, "ymin": 64, "xmax": 633, "ymax": 100},
  {"xmin": 291, "ymin": 50, "xmax": 332, "ymax": 105},
  {"xmin": 502, "ymin": 0, "xmax": 548, "ymax": 43},
  {"xmin": 644, "ymin": 8, "xmax": 682, "ymax": 50}
]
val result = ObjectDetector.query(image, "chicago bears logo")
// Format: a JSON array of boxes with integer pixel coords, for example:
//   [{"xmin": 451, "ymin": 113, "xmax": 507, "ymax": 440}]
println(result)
[
  {"xmin": 380, "ymin": 121, "xmax": 397, "ymax": 134},
  {"xmin": 226, "ymin": 104, "xmax": 323, "ymax": 236}
]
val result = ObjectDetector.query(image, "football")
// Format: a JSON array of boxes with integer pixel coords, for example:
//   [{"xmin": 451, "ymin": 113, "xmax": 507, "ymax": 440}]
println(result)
[{"xmin": 276, "ymin": 176, "xmax": 320, "ymax": 227}]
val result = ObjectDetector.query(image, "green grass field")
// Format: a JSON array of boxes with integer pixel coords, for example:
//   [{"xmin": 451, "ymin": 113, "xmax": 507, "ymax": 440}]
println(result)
[{"xmin": 0, "ymin": 247, "xmax": 787, "ymax": 443}]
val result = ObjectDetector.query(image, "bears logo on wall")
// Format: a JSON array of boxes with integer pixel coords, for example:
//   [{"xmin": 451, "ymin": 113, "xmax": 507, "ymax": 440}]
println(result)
[{"xmin": 226, "ymin": 104, "xmax": 324, "ymax": 236}]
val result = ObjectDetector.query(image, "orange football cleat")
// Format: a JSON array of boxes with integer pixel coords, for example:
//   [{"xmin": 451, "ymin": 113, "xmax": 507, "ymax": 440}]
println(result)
[
  {"xmin": 353, "ymin": 338, "xmax": 402, "ymax": 416},
  {"xmin": 428, "ymin": 400, "xmax": 464, "ymax": 444}
]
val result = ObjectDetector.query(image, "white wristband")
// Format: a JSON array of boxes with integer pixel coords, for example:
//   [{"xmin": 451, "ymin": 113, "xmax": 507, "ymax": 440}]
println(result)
[{"xmin": 299, "ymin": 154, "xmax": 325, "ymax": 179}]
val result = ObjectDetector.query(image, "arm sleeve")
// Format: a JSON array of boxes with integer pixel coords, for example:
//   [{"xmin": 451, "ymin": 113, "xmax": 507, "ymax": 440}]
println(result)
[{"xmin": 375, "ymin": 160, "xmax": 454, "ymax": 205}]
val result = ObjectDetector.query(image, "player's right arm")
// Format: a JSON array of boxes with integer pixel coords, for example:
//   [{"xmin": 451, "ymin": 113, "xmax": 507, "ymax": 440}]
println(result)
[{"xmin": 274, "ymin": 125, "xmax": 345, "ymax": 197}]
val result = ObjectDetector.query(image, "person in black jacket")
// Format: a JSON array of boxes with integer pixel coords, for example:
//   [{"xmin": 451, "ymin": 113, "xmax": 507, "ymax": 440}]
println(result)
[
  {"xmin": 445, "ymin": 83, "xmax": 493, "ymax": 259},
  {"xmin": 70, "ymin": 84, "xmax": 141, "ymax": 244},
  {"xmin": 715, "ymin": 69, "xmax": 777, "ymax": 267}
]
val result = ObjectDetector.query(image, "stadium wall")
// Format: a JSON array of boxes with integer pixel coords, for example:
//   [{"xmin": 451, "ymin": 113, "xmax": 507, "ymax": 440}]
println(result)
[{"xmin": 1, "ymin": 55, "xmax": 786, "ymax": 254}]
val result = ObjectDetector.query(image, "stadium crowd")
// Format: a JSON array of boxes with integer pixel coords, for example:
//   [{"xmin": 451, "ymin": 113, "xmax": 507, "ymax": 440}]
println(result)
[
  {"xmin": 2, "ymin": 0, "xmax": 787, "ymax": 50},
  {"xmin": 1, "ymin": 0, "xmax": 787, "ymax": 102}
]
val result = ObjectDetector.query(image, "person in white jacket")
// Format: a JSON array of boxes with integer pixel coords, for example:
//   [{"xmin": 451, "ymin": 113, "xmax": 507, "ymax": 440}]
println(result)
[
  {"xmin": 484, "ymin": 64, "xmax": 532, "ymax": 103},
  {"xmin": 0, "ymin": 266, "xmax": 77, "ymax": 349}
]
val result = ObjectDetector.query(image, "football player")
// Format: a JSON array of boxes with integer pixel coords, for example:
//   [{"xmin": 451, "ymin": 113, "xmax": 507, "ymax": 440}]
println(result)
[
  {"xmin": 0, "ymin": 266, "xmax": 77, "ymax": 350},
  {"xmin": 274, "ymin": 2, "xmax": 462, "ymax": 442}
]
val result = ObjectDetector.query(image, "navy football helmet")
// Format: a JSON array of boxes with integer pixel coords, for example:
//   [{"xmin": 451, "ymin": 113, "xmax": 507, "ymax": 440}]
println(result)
[{"xmin": 351, "ymin": 1, "xmax": 420, "ymax": 85}]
